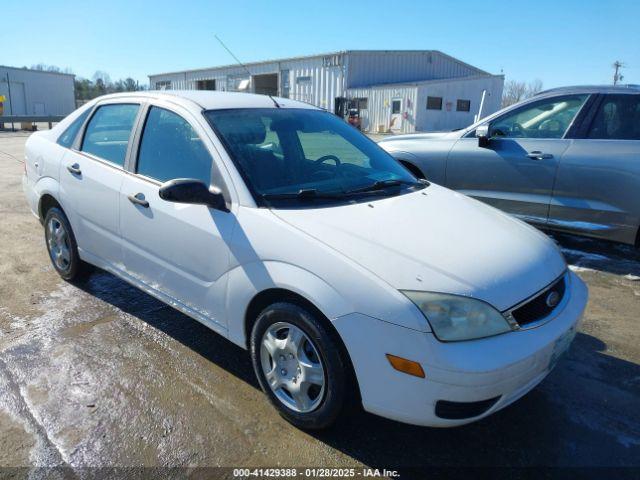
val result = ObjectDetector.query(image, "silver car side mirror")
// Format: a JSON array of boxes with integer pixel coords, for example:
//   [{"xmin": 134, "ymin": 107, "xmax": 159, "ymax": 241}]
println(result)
[{"xmin": 476, "ymin": 124, "xmax": 490, "ymax": 148}]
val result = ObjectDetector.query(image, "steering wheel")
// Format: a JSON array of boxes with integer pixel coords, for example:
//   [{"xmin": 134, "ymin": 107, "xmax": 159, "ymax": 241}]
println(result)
[
  {"xmin": 310, "ymin": 155, "xmax": 342, "ymax": 179},
  {"xmin": 510, "ymin": 122, "xmax": 525, "ymax": 137}
]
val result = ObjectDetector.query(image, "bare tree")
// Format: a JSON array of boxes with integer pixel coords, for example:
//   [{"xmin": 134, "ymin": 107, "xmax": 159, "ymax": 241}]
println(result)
[{"xmin": 502, "ymin": 79, "xmax": 543, "ymax": 107}]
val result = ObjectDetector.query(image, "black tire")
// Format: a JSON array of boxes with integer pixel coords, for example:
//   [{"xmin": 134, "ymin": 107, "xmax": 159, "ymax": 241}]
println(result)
[
  {"xmin": 250, "ymin": 302, "xmax": 348, "ymax": 430},
  {"xmin": 43, "ymin": 207, "xmax": 92, "ymax": 282}
]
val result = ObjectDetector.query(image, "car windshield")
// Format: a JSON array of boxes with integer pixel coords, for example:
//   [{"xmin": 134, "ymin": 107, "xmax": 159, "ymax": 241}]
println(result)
[{"xmin": 205, "ymin": 108, "xmax": 423, "ymax": 206}]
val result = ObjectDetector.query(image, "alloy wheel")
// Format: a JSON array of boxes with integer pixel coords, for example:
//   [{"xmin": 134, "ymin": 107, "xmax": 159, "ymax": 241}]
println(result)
[{"xmin": 260, "ymin": 321, "xmax": 325, "ymax": 413}]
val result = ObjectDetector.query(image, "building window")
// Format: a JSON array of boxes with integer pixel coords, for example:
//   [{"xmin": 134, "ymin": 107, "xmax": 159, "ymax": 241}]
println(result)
[
  {"xmin": 426, "ymin": 96, "xmax": 442, "ymax": 110},
  {"xmin": 357, "ymin": 98, "xmax": 368, "ymax": 110},
  {"xmin": 391, "ymin": 100, "xmax": 401, "ymax": 114},
  {"xmin": 457, "ymin": 99, "xmax": 471, "ymax": 112},
  {"xmin": 226, "ymin": 75, "xmax": 250, "ymax": 92},
  {"xmin": 155, "ymin": 80, "xmax": 171, "ymax": 90},
  {"xmin": 280, "ymin": 70, "xmax": 290, "ymax": 98},
  {"xmin": 196, "ymin": 79, "xmax": 216, "ymax": 90},
  {"xmin": 296, "ymin": 75, "xmax": 312, "ymax": 84}
]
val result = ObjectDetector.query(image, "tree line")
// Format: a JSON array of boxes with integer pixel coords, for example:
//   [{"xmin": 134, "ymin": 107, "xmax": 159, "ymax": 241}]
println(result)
[
  {"xmin": 27, "ymin": 64, "xmax": 147, "ymax": 101},
  {"xmin": 501, "ymin": 79, "xmax": 544, "ymax": 107}
]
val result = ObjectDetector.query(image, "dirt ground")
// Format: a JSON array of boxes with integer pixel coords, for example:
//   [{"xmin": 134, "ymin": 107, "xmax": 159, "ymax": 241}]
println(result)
[{"xmin": 1, "ymin": 131, "xmax": 639, "ymax": 477}]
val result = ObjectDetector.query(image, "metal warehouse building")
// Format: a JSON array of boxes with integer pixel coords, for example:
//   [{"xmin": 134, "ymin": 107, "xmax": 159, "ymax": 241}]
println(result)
[
  {"xmin": 0, "ymin": 66, "xmax": 76, "ymax": 118},
  {"xmin": 149, "ymin": 50, "xmax": 503, "ymax": 134}
]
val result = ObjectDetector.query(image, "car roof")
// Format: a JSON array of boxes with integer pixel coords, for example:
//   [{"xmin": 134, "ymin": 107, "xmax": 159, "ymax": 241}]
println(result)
[
  {"xmin": 536, "ymin": 85, "xmax": 640, "ymax": 96},
  {"xmin": 93, "ymin": 90, "xmax": 320, "ymax": 111}
]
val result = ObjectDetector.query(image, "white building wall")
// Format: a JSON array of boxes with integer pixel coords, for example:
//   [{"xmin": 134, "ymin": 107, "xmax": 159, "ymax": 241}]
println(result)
[
  {"xmin": 415, "ymin": 75, "xmax": 504, "ymax": 131},
  {"xmin": 0, "ymin": 66, "xmax": 75, "ymax": 116}
]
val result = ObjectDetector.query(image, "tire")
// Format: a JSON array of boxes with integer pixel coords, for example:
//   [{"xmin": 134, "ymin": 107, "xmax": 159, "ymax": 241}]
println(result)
[
  {"xmin": 43, "ymin": 207, "xmax": 92, "ymax": 282},
  {"xmin": 250, "ymin": 302, "xmax": 348, "ymax": 430}
]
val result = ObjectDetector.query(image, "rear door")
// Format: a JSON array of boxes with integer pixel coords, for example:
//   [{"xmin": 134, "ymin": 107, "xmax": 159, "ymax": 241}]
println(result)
[
  {"xmin": 446, "ymin": 94, "xmax": 590, "ymax": 223},
  {"xmin": 549, "ymin": 93, "xmax": 640, "ymax": 244},
  {"xmin": 118, "ymin": 103, "xmax": 237, "ymax": 331},
  {"xmin": 59, "ymin": 102, "xmax": 141, "ymax": 266}
]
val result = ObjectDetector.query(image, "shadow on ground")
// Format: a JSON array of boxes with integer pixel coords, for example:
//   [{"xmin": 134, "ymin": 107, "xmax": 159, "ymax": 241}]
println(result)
[
  {"xmin": 76, "ymin": 268, "xmax": 640, "ymax": 475},
  {"xmin": 548, "ymin": 231, "xmax": 640, "ymax": 276}
]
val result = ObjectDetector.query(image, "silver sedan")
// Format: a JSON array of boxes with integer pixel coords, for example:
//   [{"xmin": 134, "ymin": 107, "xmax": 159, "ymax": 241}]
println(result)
[{"xmin": 379, "ymin": 85, "xmax": 640, "ymax": 246}]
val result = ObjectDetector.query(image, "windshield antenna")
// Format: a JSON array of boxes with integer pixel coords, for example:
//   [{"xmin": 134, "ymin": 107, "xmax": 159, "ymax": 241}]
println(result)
[{"xmin": 214, "ymin": 34, "xmax": 281, "ymax": 108}]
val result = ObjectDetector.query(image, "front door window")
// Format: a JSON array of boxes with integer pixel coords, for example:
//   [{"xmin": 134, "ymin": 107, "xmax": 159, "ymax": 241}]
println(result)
[{"xmin": 490, "ymin": 95, "xmax": 588, "ymax": 139}]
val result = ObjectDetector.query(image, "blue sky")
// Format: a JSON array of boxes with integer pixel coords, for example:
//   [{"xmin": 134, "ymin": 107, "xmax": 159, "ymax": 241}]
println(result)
[{"xmin": 2, "ymin": 0, "xmax": 638, "ymax": 88}]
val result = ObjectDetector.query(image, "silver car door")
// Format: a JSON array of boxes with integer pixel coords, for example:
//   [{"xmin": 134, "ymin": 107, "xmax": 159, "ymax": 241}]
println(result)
[
  {"xmin": 549, "ymin": 93, "xmax": 640, "ymax": 244},
  {"xmin": 445, "ymin": 94, "xmax": 590, "ymax": 224}
]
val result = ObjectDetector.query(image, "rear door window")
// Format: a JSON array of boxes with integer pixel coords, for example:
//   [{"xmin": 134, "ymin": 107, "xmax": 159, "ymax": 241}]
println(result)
[
  {"xmin": 81, "ymin": 104, "xmax": 140, "ymax": 167},
  {"xmin": 587, "ymin": 94, "xmax": 640, "ymax": 140}
]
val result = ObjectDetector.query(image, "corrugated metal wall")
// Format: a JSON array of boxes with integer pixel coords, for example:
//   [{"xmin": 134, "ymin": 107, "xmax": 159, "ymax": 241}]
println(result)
[
  {"xmin": 347, "ymin": 75, "xmax": 504, "ymax": 134},
  {"xmin": 347, "ymin": 85, "xmax": 418, "ymax": 134},
  {"xmin": 149, "ymin": 56, "xmax": 347, "ymax": 113},
  {"xmin": 0, "ymin": 67, "xmax": 75, "ymax": 116},
  {"xmin": 346, "ymin": 51, "xmax": 486, "ymax": 88}
]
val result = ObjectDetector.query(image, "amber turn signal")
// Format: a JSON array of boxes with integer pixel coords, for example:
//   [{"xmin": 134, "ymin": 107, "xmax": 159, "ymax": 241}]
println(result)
[{"xmin": 386, "ymin": 354, "xmax": 425, "ymax": 378}]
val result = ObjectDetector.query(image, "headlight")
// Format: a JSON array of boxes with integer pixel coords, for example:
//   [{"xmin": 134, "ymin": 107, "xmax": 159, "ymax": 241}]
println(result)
[{"xmin": 401, "ymin": 291, "xmax": 511, "ymax": 342}]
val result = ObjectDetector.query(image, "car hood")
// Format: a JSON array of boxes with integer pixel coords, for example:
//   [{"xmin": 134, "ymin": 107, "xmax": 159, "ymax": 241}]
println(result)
[
  {"xmin": 271, "ymin": 184, "xmax": 566, "ymax": 312},
  {"xmin": 378, "ymin": 131, "xmax": 457, "ymax": 143}
]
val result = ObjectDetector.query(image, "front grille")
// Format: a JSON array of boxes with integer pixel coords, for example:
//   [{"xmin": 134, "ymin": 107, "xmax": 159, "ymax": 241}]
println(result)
[{"xmin": 510, "ymin": 275, "xmax": 566, "ymax": 327}]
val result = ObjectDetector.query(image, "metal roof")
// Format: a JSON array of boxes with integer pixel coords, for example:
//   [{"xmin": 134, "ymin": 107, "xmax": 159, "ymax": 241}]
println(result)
[
  {"xmin": 148, "ymin": 49, "xmax": 489, "ymax": 78},
  {"xmin": 0, "ymin": 65, "xmax": 75, "ymax": 78}
]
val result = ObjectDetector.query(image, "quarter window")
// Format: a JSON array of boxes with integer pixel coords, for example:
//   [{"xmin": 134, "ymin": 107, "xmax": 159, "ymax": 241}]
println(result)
[
  {"xmin": 57, "ymin": 108, "xmax": 91, "ymax": 148},
  {"xmin": 427, "ymin": 96, "xmax": 443, "ymax": 110},
  {"xmin": 587, "ymin": 94, "xmax": 640, "ymax": 140},
  {"xmin": 81, "ymin": 104, "xmax": 139, "ymax": 167},
  {"xmin": 489, "ymin": 95, "xmax": 588, "ymax": 139},
  {"xmin": 137, "ymin": 107, "xmax": 212, "ymax": 185}
]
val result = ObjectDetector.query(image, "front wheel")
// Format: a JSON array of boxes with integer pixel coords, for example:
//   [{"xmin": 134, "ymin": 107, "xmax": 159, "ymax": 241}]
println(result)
[{"xmin": 250, "ymin": 302, "xmax": 348, "ymax": 430}]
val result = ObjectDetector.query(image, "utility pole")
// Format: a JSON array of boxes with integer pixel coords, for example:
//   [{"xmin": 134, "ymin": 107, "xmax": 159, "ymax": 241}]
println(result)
[
  {"xmin": 613, "ymin": 61, "xmax": 625, "ymax": 85},
  {"xmin": 5, "ymin": 73, "xmax": 15, "ymax": 132}
]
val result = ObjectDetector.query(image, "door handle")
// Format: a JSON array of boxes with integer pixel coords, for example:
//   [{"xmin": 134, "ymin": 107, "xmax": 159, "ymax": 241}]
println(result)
[
  {"xmin": 526, "ymin": 151, "xmax": 553, "ymax": 160},
  {"xmin": 128, "ymin": 193, "xmax": 149, "ymax": 208},
  {"xmin": 66, "ymin": 163, "xmax": 82, "ymax": 175}
]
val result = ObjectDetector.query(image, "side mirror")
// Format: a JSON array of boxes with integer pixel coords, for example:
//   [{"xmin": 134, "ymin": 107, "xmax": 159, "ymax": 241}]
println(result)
[
  {"xmin": 159, "ymin": 178, "xmax": 228, "ymax": 212},
  {"xmin": 476, "ymin": 124, "xmax": 490, "ymax": 148}
]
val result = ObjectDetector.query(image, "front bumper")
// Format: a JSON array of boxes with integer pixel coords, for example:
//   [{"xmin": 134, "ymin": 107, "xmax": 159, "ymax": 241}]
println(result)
[{"xmin": 332, "ymin": 270, "xmax": 588, "ymax": 427}]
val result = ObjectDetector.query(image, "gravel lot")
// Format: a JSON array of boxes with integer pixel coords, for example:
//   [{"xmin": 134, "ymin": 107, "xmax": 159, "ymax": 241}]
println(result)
[{"xmin": 1, "ymin": 131, "xmax": 639, "ymax": 476}]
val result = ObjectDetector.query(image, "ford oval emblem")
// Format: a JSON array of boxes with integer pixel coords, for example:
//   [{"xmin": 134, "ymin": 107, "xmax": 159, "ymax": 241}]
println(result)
[{"xmin": 546, "ymin": 291, "xmax": 560, "ymax": 308}]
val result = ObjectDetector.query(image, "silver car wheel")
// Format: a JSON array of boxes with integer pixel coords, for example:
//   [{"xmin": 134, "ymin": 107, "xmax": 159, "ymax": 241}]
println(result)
[
  {"xmin": 46, "ymin": 217, "xmax": 71, "ymax": 272},
  {"xmin": 260, "ymin": 321, "xmax": 325, "ymax": 413}
]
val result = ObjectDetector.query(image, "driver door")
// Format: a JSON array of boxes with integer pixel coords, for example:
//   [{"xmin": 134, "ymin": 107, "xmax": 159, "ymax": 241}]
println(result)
[
  {"xmin": 119, "ymin": 104, "xmax": 237, "ymax": 332},
  {"xmin": 446, "ymin": 94, "xmax": 589, "ymax": 223}
]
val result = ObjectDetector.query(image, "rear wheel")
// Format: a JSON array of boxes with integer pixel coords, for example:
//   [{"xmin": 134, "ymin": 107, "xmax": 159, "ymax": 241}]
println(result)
[
  {"xmin": 250, "ymin": 302, "xmax": 347, "ymax": 430},
  {"xmin": 44, "ymin": 207, "xmax": 92, "ymax": 282}
]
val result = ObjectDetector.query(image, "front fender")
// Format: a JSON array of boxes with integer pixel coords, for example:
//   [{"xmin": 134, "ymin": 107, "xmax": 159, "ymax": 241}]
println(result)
[{"xmin": 224, "ymin": 260, "xmax": 354, "ymax": 348}]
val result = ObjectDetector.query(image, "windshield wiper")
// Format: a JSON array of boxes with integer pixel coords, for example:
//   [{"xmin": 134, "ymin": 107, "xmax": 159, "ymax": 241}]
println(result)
[
  {"xmin": 261, "ymin": 188, "xmax": 342, "ymax": 200},
  {"xmin": 344, "ymin": 179, "xmax": 422, "ymax": 195}
]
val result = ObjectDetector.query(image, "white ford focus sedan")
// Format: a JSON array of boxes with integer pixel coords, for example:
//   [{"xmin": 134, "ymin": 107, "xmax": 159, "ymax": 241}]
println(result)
[{"xmin": 23, "ymin": 91, "xmax": 588, "ymax": 429}]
